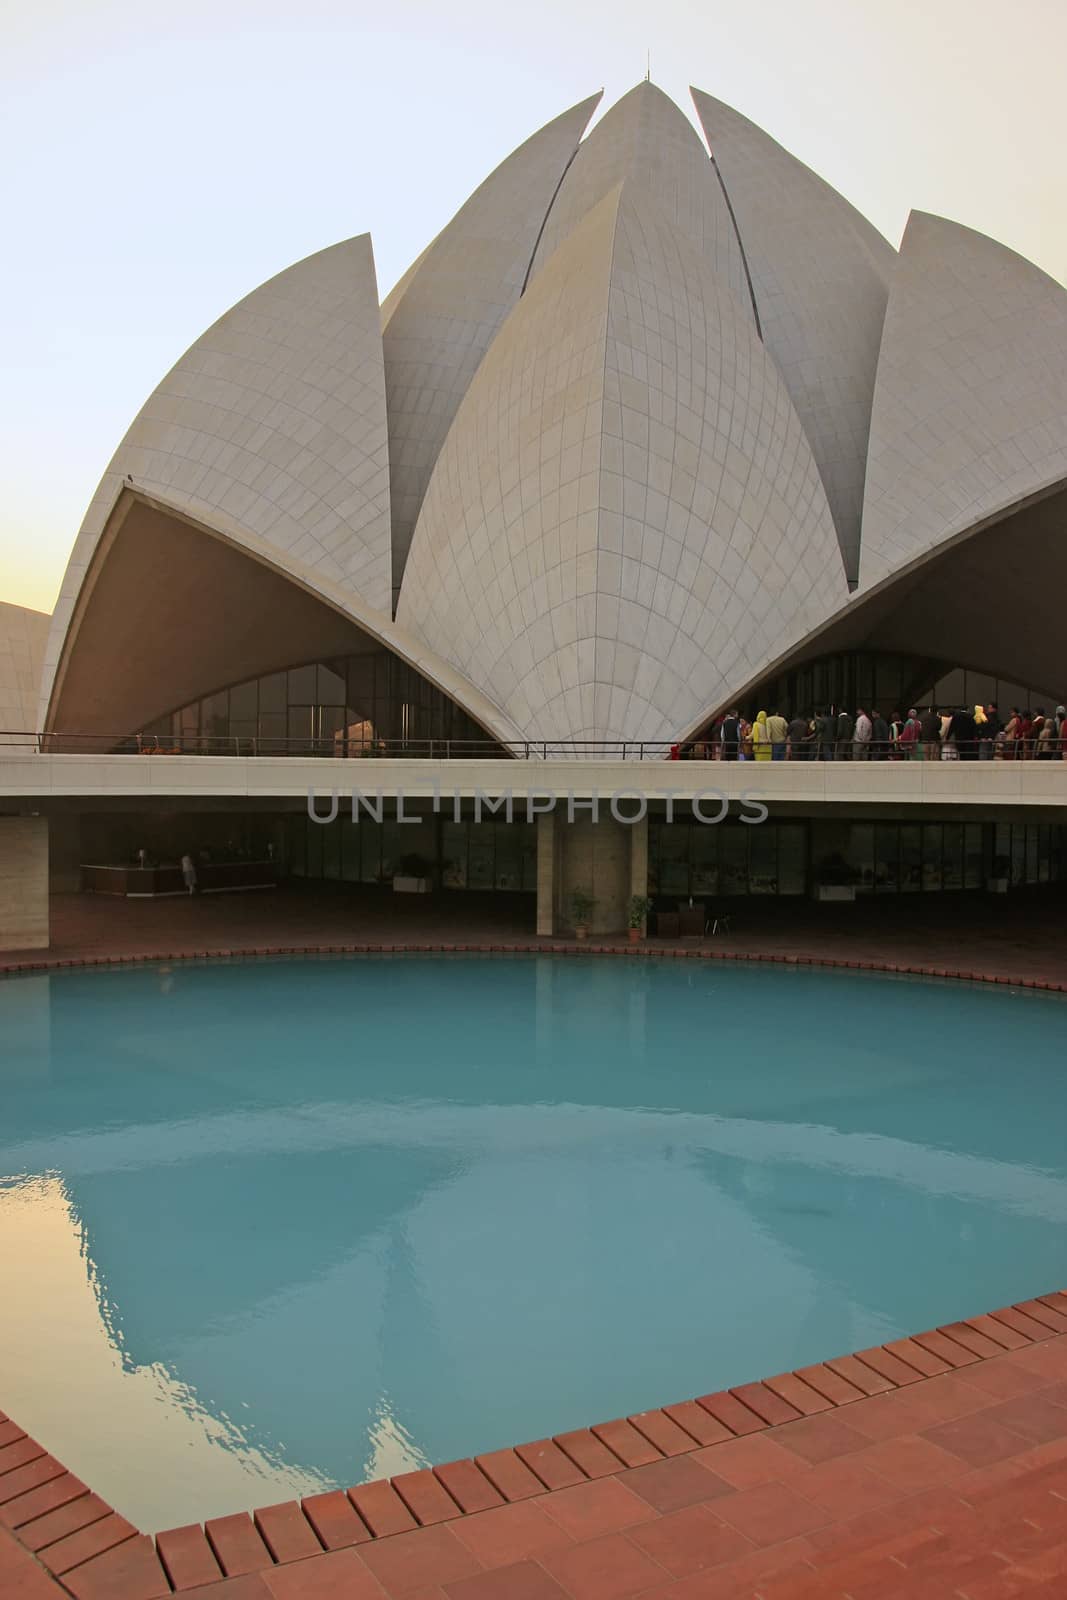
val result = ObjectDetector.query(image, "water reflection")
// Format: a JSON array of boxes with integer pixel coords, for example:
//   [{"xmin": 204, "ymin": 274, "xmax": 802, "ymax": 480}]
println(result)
[{"xmin": 1, "ymin": 957, "xmax": 1065, "ymax": 1531}]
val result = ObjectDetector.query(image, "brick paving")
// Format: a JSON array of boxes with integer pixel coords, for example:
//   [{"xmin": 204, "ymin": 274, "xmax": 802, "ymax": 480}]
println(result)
[{"xmin": 8, "ymin": 1306, "xmax": 1067, "ymax": 1597}]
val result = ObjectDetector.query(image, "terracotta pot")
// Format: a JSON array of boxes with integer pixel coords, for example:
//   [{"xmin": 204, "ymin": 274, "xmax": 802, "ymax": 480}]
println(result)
[
  {"xmin": 575, "ymin": 925, "xmax": 588, "ymax": 941},
  {"xmin": 627, "ymin": 927, "xmax": 641, "ymax": 943}
]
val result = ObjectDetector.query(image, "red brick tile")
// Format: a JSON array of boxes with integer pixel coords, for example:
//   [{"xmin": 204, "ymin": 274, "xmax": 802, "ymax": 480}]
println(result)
[
  {"xmin": 1038, "ymin": 1294, "xmax": 1067, "ymax": 1320},
  {"xmin": 910, "ymin": 1329, "xmax": 979, "ymax": 1369},
  {"xmin": 981, "ymin": 1395, "xmax": 1067, "ymax": 1446},
  {"xmin": 541, "ymin": 1530, "xmax": 668, "ymax": 1600},
  {"xmin": 939, "ymin": 1320, "xmax": 1012, "ymax": 1360},
  {"xmin": 950, "ymin": 1356, "xmax": 1046, "ymax": 1400},
  {"xmin": 471, "ymin": 1451, "xmax": 543, "ymax": 1504},
  {"xmin": 0, "ymin": 1457, "xmax": 67, "ymax": 1508},
  {"xmin": 772, "ymin": 1413, "xmax": 871, "ymax": 1465},
  {"xmin": 60, "ymin": 1534, "xmax": 170, "ymax": 1600},
  {"xmin": 791, "ymin": 1458, "xmax": 908, "ymax": 1518},
  {"xmin": 431, "ymin": 1464, "xmax": 502, "ymax": 1516},
  {"xmin": 0, "ymin": 1527, "xmax": 66, "ymax": 1599},
  {"xmin": 588, "ymin": 1420, "xmax": 661, "ymax": 1469},
  {"xmin": 618, "ymin": 1455, "xmax": 732, "ymax": 1515},
  {"xmin": 0, "ymin": 1475, "xmax": 89, "ymax": 1531},
  {"xmin": 442, "ymin": 1562, "xmax": 568, "ymax": 1600},
  {"xmin": 824, "ymin": 1354, "xmax": 896, "ymax": 1396},
  {"xmin": 0, "ymin": 1439, "xmax": 47, "ymax": 1479},
  {"xmin": 628, "ymin": 1501, "xmax": 754, "ymax": 1579},
  {"xmin": 261, "ymin": 1548, "xmax": 387, "ymax": 1599},
  {"xmin": 729, "ymin": 1382, "xmax": 802, "ymax": 1427},
  {"xmin": 715, "ymin": 1482, "xmax": 829, "ymax": 1547},
  {"xmin": 991, "ymin": 1306, "xmax": 1056, "ymax": 1343},
  {"xmin": 1016, "ymin": 1299, "xmax": 1067, "ymax": 1335},
  {"xmin": 1012, "ymin": 1341, "xmax": 1067, "ymax": 1381},
  {"xmin": 539, "ymin": 1478, "xmax": 657, "ymax": 1540},
  {"xmin": 660, "ymin": 1401, "xmax": 733, "ymax": 1447},
  {"xmin": 0, "ymin": 1423, "xmax": 26, "ymax": 1451},
  {"xmin": 18, "ymin": 1494, "xmax": 111, "ymax": 1554},
  {"xmin": 963, "ymin": 1314, "xmax": 1031, "ymax": 1351},
  {"xmin": 553, "ymin": 1430, "xmax": 625, "ymax": 1479},
  {"xmin": 348, "ymin": 1481, "xmax": 418, "ymax": 1538},
  {"xmin": 253, "ymin": 1503, "xmax": 321, "ymax": 1563},
  {"xmin": 761, "ymin": 1373, "xmax": 832, "ymax": 1416},
  {"xmin": 360, "ymin": 1524, "xmax": 483, "ymax": 1595},
  {"xmin": 300, "ymin": 1491, "xmax": 371, "ymax": 1549},
  {"xmin": 853, "ymin": 1346, "xmax": 926, "ymax": 1387},
  {"xmin": 694, "ymin": 1391, "xmax": 766, "ymax": 1437},
  {"xmin": 156, "ymin": 1524, "xmax": 224, "ymax": 1590},
  {"xmin": 449, "ymin": 1500, "xmax": 573, "ymax": 1567},
  {"xmin": 39, "ymin": 1513, "xmax": 138, "ymax": 1576},
  {"xmin": 625, "ymin": 1410, "xmax": 697, "ymax": 1457},
  {"xmin": 692, "ymin": 1433, "xmax": 811, "ymax": 1490},
  {"xmin": 881, "ymin": 1338, "xmax": 951, "ymax": 1379},
  {"xmin": 391, "ymin": 1471, "xmax": 461, "ymax": 1527},
  {"xmin": 792, "ymin": 1363, "xmax": 866, "ymax": 1407},
  {"xmin": 854, "ymin": 1434, "xmax": 968, "ymax": 1489},
  {"xmin": 513, "ymin": 1441, "xmax": 585, "ymax": 1491},
  {"xmin": 205, "ymin": 1513, "xmax": 275, "ymax": 1577}
]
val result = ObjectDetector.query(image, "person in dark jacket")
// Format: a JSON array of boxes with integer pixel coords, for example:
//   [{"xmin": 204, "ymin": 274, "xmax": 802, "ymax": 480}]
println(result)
[
  {"xmin": 870, "ymin": 711, "xmax": 891, "ymax": 759},
  {"xmin": 787, "ymin": 712, "xmax": 812, "ymax": 759},
  {"xmin": 814, "ymin": 708, "xmax": 835, "ymax": 759},
  {"xmin": 835, "ymin": 708, "xmax": 854, "ymax": 759},
  {"xmin": 950, "ymin": 705, "xmax": 978, "ymax": 758},
  {"xmin": 919, "ymin": 707, "xmax": 941, "ymax": 761}
]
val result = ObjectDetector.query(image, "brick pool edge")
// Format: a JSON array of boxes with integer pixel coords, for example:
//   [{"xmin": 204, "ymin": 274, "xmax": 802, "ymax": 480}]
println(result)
[{"xmin": 3, "ymin": 1295, "xmax": 1067, "ymax": 1596}]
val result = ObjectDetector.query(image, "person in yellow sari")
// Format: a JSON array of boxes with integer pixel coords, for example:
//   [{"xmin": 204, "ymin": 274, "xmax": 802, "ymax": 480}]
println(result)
[{"xmin": 751, "ymin": 709, "xmax": 772, "ymax": 761}]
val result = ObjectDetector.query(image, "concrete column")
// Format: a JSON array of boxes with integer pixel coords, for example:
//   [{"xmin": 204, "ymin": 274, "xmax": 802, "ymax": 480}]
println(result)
[
  {"xmin": 536, "ymin": 810, "xmax": 557, "ymax": 936},
  {"xmin": 0, "ymin": 816, "xmax": 49, "ymax": 950},
  {"xmin": 558, "ymin": 814, "xmax": 629, "ymax": 934},
  {"xmin": 629, "ymin": 815, "xmax": 649, "ymax": 932}
]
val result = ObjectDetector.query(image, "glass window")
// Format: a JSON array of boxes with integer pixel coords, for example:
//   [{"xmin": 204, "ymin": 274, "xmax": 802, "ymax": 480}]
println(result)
[
  {"xmin": 1011, "ymin": 827, "xmax": 1026, "ymax": 886},
  {"xmin": 900, "ymin": 825, "xmax": 921, "ymax": 892},
  {"xmin": 657, "ymin": 826, "xmax": 690, "ymax": 897},
  {"xmin": 1025, "ymin": 827, "xmax": 1039, "ymax": 884},
  {"xmin": 318, "ymin": 664, "xmax": 346, "ymax": 703},
  {"xmin": 943, "ymin": 824, "xmax": 963, "ymax": 891},
  {"xmin": 720, "ymin": 829, "xmax": 748, "ymax": 896},
  {"xmin": 305, "ymin": 820, "xmax": 324, "ymax": 879},
  {"xmin": 964, "ymin": 825, "xmax": 984, "ymax": 889},
  {"xmin": 259, "ymin": 672, "xmax": 287, "ymax": 713},
  {"xmin": 288, "ymin": 664, "xmax": 318, "ymax": 703},
  {"xmin": 849, "ymin": 824, "xmax": 875, "ymax": 894},
  {"xmin": 778, "ymin": 825, "xmax": 806, "ymax": 895},
  {"xmin": 922, "ymin": 825, "xmax": 942, "ymax": 890},
  {"xmin": 441, "ymin": 823, "xmax": 468, "ymax": 888},
  {"xmin": 934, "ymin": 669, "xmax": 965, "ymax": 708},
  {"xmin": 340, "ymin": 820, "xmax": 362, "ymax": 881},
  {"xmin": 875, "ymin": 826, "xmax": 899, "ymax": 893},
  {"xmin": 321, "ymin": 820, "xmax": 341, "ymax": 880},
  {"xmin": 258, "ymin": 713, "xmax": 287, "ymax": 752},
  {"xmin": 360, "ymin": 821, "xmax": 383, "ymax": 884},
  {"xmin": 748, "ymin": 826, "xmax": 777, "ymax": 894},
  {"xmin": 467, "ymin": 827, "xmax": 495, "ymax": 890},
  {"xmin": 287, "ymin": 816, "xmax": 307, "ymax": 877},
  {"xmin": 494, "ymin": 828, "xmax": 522, "ymax": 891},
  {"xmin": 201, "ymin": 691, "xmax": 229, "ymax": 737},
  {"xmin": 690, "ymin": 826, "xmax": 719, "ymax": 895},
  {"xmin": 229, "ymin": 680, "xmax": 258, "ymax": 721}
]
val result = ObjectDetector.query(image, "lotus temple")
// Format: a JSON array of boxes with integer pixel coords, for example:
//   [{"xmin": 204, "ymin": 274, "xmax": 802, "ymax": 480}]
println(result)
[{"xmin": 1, "ymin": 79, "xmax": 1066, "ymax": 947}]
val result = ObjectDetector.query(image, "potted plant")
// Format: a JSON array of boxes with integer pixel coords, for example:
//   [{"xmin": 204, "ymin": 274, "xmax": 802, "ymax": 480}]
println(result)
[
  {"xmin": 393, "ymin": 853, "xmax": 434, "ymax": 894},
  {"xmin": 569, "ymin": 887, "xmax": 596, "ymax": 940},
  {"xmin": 627, "ymin": 894, "xmax": 651, "ymax": 943}
]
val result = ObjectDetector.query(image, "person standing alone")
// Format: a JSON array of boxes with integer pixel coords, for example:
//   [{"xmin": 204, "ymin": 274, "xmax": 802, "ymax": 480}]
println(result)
[{"xmin": 181, "ymin": 853, "xmax": 198, "ymax": 895}]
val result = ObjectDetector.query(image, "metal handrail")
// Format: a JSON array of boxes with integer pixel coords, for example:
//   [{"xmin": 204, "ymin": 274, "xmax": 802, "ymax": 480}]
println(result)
[{"xmin": 1, "ymin": 731, "xmax": 1065, "ymax": 763}]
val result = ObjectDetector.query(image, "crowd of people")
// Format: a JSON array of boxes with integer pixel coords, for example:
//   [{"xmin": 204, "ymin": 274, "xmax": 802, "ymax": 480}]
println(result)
[{"xmin": 674, "ymin": 705, "xmax": 1067, "ymax": 761}]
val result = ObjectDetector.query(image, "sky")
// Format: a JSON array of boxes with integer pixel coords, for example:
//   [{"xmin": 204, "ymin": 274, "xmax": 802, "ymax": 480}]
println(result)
[{"xmin": 2, "ymin": 0, "xmax": 1064, "ymax": 615}]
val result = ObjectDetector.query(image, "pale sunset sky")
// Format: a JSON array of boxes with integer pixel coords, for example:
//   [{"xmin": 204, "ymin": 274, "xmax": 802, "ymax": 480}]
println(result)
[{"xmin": 2, "ymin": 0, "xmax": 1064, "ymax": 614}]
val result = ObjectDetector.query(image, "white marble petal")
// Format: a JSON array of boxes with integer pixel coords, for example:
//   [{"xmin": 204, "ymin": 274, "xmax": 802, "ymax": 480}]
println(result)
[
  {"xmin": 859, "ymin": 210, "xmax": 1067, "ymax": 589},
  {"xmin": 398, "ymin": 182, "xmax": 848, "ymax": 744}
]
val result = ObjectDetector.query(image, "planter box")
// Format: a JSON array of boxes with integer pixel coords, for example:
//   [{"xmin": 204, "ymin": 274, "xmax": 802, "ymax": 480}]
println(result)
[
  {"xmin": 393, "ymin": 876, "xmax": 432, "ymax": 894},
  {"xmin": 987, "ymin": 878, "xmax": 1009, "ymax": 894},
  {"xmin": 815, "ymin": 884, "xmax": 855, "ymax": 902}
]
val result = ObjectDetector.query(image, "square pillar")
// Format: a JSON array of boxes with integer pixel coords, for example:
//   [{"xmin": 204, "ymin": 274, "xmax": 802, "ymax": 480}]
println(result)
[
  {"xmin": 0, "ymin": 817, "xmax": 49, "ymax": 951},
  {"xmin": 629, "ymin": 814, "xmax": 649, "ymax": 932},
  {"xmin": 536, "ymin": 810, "xmax": 557, "ymax": 937}
]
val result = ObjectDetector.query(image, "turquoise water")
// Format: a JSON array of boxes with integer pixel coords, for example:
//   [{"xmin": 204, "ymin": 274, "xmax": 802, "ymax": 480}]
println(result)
[{"xmin": 1, "ymin": 956, "xmax": 1066, "ymax": 1531}]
